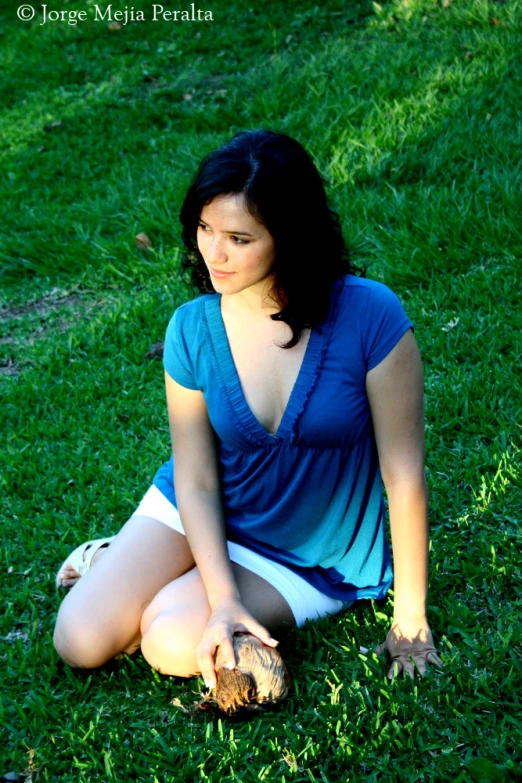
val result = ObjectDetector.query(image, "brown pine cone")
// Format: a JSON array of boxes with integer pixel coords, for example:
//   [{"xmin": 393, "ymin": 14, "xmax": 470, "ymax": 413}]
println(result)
[{"xmin": 197, "ymin": 632, "xmax": 291, "ymax": 717}]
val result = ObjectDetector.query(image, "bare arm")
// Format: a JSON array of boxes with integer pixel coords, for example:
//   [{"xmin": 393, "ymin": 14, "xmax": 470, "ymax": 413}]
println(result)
[
  {"xmin": 165, "ymin": 370, "xmax": 278, "ymax": 685},
  {"xmin": 166, "ymin": 370, "xmax": 240, "ymax": 608},
  {"xmin": 175, "ymin": 488, "xmax": 241, "ymax": 608},
  {"xmin": 366, "ymin": 329, "xmax": 442, "ymax": 678}
]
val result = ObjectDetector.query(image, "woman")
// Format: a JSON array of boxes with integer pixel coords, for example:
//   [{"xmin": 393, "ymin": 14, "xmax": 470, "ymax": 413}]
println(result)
[{"xmin": 54, "ymin": 129, "xmax": 443, "ymax": 685}]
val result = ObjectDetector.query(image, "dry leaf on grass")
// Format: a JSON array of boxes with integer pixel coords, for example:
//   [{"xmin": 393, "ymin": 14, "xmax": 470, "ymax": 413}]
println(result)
[
  {"xmin": 43, "ymin": 121, "xmax": 62, "ymax": 132},
  {"xmin": 135, "ymin": 233, "xmax": 152, "ymax": 251},
  {"xmin": 442, "ymin": 317, "xmax": 460, "ymax": 332},
  {"xmin": 144, "ymin": 341, "xmax": 164, "ymax": 359}
]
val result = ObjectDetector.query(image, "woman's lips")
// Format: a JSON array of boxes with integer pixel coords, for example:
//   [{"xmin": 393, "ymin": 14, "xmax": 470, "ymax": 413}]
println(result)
[{"xmin": 210, "ymin": 267, "xmax": 236, "ymax": 278}]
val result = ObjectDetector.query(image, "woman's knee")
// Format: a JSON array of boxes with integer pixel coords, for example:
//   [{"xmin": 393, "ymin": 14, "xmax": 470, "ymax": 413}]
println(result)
[
  {"xmin": 141, "ymin": 612, "xmax": 205, "ymax": 678},
  {"xmin": 53, "ymin": 603, "xmax": 120, "ymax": 669}
]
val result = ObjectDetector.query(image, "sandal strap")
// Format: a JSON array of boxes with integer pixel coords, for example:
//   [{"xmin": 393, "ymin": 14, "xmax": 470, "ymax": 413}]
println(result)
[
  {"xmin": 76, "ymin": 537, "xmax": 115, "ymax": 576},
  {"xmin": 56, "ymin": 536, "xmax": 116, "ymax": 587}
]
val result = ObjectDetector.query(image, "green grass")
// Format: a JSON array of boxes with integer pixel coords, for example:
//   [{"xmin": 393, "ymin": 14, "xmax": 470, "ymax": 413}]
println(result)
[{"xmin": 1, "ymin": 0, "xmax": 521, "ymax": 780}]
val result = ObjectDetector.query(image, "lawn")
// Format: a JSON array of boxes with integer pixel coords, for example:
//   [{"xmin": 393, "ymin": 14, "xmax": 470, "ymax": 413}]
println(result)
[{"xmin": 1, "ymin": 0, "xmax": 521, "ymax": 780}]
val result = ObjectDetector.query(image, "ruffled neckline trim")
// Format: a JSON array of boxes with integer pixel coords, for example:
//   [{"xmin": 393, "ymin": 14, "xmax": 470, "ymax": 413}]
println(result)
[{"xmin": 202, "ymin": 279, "xmax": 343, "ymax": 447}]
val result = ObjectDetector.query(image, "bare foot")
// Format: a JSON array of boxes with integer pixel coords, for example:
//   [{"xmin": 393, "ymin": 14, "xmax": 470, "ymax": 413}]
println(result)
[{"xmin": 59, "ymin": 543, "xmax": 110, "ymax": 588}]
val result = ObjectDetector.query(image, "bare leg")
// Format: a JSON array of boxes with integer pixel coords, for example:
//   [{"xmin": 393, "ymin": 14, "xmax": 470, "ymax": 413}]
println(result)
[
  {"xmin": 53, "ymin": 514, "xmax": 195, "ymax": 668},
  {"xmin": 140, "ymin": 562, "xmax": 296, "ymax": 678}
]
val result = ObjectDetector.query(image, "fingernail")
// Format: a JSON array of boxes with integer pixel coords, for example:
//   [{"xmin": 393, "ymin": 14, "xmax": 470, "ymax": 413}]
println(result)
[
  {"xmin": 204, "ymin": 679, "xmax": 215, "ymax": 689},
  {"xmin": 226, "ymin": 662, "xmax": 234, "ymax": 670}
]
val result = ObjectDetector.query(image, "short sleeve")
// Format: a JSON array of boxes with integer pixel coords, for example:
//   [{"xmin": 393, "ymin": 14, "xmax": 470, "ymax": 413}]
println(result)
[
  {"xmin": 162, "ymin": 306, "xmax": 199, "ymax": 390},
  {"xmin": 363, "ymin": 283, "xmax": 414, "ymax": 371}
]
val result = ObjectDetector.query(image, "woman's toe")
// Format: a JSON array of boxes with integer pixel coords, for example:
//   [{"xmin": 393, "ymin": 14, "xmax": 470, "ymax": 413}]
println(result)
[
  {"xmin": 62, "ymin": 576, "xmax": 80, "ymax": 587},
  {"xmin": 60, "ymin": 564, "xmax": 80, "ymax": 584}
]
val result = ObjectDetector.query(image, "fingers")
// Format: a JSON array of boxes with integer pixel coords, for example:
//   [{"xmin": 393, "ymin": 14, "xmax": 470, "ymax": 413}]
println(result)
[
  {"xmin": 409, "ymin": 648, "xmax": 443, "ymax": 676},
  {"xmin": 197, "ymin": 631, "xmax": 235, "ymax": 689},
  {"xmin": 388, "ymin": 659, "xmax": 403, "ymax": 680},
  {"xmin": 215, "ymin": 634, "xmax": 237, "ymax": 672},
  {"xmin": 426, "ymin": 650, "xmax": 444, "ymax": 669},
  {"xmin": 413, "ymin": 656, "xmax": 428, "ymax": 678},
  {"xmin": 196, "ymin": 640, "xmax": 218, "ymax": 689},
  {"xmin": 243, "ymin": 618, "xmax": 279, "ymax": 647},
  {"xmin": 402, "ymin": 659, "xmax": 416, "ymax": 680},
  {"xmin": 375, "ymin": 625, "xmax": 443, "ymax": 681},
  {"xmin": 196, "ymin": 600, "xmax": 280, "ymax": 690},
  {"xmin": 388, "ymin": 656, "xmax": 417, "ymax": 680},
  {"xmin": 387, "ymin": 651, "xmax": 442, "ymax": 680}
]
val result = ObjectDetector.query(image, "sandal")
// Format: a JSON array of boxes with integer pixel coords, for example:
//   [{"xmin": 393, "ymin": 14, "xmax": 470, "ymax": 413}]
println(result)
[{"xmin": 55, "ymin": 536, "xmax": 116, "ymax": 588}]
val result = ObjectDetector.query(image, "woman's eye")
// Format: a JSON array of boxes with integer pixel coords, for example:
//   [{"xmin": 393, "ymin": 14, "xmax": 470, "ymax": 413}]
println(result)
[{"xmin": 198, "ymin": 225, "xmax": 248, "ymax": 245}]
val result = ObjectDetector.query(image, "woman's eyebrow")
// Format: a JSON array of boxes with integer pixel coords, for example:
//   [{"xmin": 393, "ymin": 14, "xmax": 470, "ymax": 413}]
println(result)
[{"xmin": 198, "ymin": 219, "xmax": 255, "ymax": 237}]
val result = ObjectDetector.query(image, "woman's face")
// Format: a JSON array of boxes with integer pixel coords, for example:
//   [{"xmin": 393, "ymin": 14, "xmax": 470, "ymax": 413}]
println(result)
[{"xmin": 196, "ymin": 193, "xmax": 276, "ymax": 294}]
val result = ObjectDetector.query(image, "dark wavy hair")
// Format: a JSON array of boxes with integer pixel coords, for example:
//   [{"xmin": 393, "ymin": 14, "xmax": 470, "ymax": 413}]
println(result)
[{"xmin": 179, "ymin": 129, "xmax": 364, "ymax": 349}]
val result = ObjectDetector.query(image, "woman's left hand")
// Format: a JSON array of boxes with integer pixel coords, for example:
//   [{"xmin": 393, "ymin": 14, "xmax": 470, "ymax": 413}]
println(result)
[{"xmin": 373, "ymin": 619, "xmax": 444, "ymax": 680}]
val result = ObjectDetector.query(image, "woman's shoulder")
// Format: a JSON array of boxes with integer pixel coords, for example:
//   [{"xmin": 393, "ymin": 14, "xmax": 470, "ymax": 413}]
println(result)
[
  {"xmin": 337, "ymin": 272, "xmax": 412, "ymax": 332},
  {"xmin": 340, "ymin": 273, "xmax": 397, "ymax": 296},
  {"xmin": 338, "ymin": 273, "xmax": 406, "ymax": 313},
  {"xmin": 165, "ymin": 292, "xmax": 216, "ymax": 350},
  {"xmin": 171, "ymin": 291, "xmax": 216, "ymax": 325},
  {"xmin": 176, "ymin": 290, "xmax": 216, "ymax": 313}
]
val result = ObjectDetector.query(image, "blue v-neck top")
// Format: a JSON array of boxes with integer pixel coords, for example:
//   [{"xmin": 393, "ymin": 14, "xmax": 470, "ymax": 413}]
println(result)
[{"xmin": 153, "ymin": 274, "xmax": 413, "ymax": 602}]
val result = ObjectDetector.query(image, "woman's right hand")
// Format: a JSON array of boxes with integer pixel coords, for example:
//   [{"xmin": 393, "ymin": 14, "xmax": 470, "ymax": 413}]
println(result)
[{"xmin": 196, "ymin": 597, "xmax": 279, "ymax": 689}]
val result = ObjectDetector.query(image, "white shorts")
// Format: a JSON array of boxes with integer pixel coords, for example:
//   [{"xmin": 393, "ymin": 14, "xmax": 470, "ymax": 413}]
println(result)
[{"xmin": 132, "ymin": 485, "xmax": 353, "ymax": 628}]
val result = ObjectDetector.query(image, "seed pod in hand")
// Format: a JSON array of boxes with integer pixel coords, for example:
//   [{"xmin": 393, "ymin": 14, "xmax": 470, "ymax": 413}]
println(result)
[{"xmin": 198, "ymin": 632, "xmax": 291, "ymax": 717}]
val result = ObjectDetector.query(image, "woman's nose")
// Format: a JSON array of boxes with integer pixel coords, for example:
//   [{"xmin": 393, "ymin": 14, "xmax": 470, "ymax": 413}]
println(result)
[
  {"xmin": 206, "ymin": 236, "xmax": 227, "ymax": 264},
  {"xmin": 207, "ymin": 239, "xmax": 227, "ymax": 264}
]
